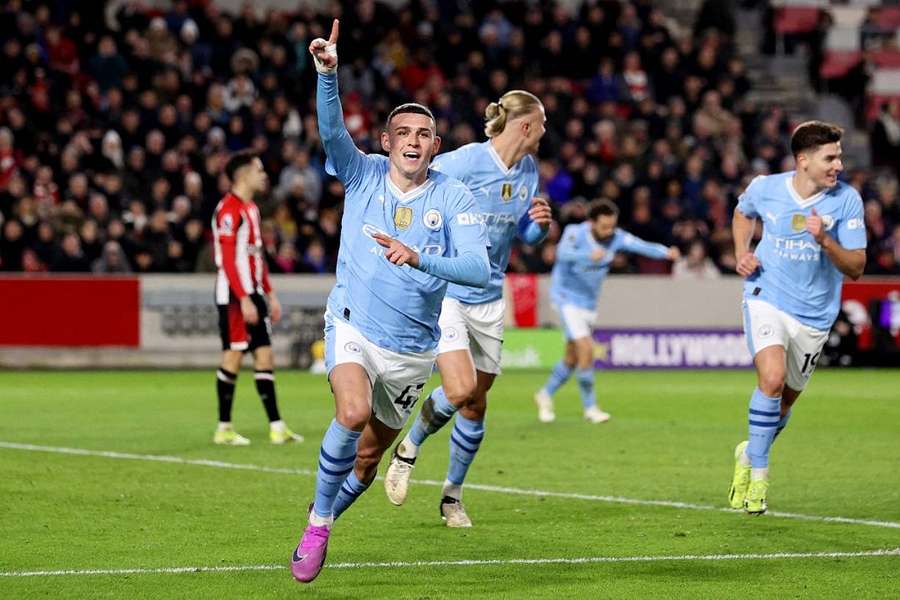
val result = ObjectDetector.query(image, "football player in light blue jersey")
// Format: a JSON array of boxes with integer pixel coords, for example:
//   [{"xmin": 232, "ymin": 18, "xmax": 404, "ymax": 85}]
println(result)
[
  {"xmin": 291, "ymin": 20, "xmax": 490, "ymax": 584},
  {"xmin": 383, "ymin": 90, "xmax": 552, "ymax": 527},
  {"xmin": 728, "ymin": 121, "xmax": 865, "ymax": 516},
  {"xmin": 535, "ymin": 199, "xmax": 679, "ymax": 423}
]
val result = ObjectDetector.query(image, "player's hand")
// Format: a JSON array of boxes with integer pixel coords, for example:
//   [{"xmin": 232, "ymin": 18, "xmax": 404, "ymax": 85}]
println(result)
[
  {"xmin": 667, "ymin": 246, "xmax": 681, "ymax": 261},
  {"xmin": 268, "ymin": 293, "xmax": 282, "ymax": 323},
  {"xmin": 240, "ymin": 296, "xmax": 259, "ymax": 325},
  {"xmin": 590, "ymin": 247, "xmax": 606, "ymax": 262},
  {"xmin": 373, "ymin": 232, "xmax": 420, "ymax": 268},
  {"xmin": 309, "ymin": 19, "xmax": 339, "ymax": 73},
  {"xmin": 805, "ymin": 208, "xmax": 826, "ymax": 244},
  {"xmin": 735, "ymin": 251, "xmax": 761, "ymax": 278},
  {"xmin": 528, "ymin": 197, "xmax": 553, "ymax": 228}
]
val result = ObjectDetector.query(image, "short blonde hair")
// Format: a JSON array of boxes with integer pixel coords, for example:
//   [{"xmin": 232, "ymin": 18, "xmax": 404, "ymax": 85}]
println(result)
[{"xmin": 484, "ymin": 90, "xmax": 543, "ymax": 138}]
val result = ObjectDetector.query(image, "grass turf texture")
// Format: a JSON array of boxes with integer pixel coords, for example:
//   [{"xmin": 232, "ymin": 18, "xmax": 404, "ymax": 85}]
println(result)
[{"xmin": 1, "ymin": 369, "xmax": 898, "ymax": 599}]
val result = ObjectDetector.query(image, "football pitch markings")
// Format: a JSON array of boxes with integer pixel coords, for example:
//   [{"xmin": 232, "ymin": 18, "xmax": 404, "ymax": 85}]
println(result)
[
  {"xmin": 2, "ymin": 549, "xmax": 899, "ymax": 578},
  {"xmin": 3, "ymin": 440, "xmax": 900, "ymax": 531}
]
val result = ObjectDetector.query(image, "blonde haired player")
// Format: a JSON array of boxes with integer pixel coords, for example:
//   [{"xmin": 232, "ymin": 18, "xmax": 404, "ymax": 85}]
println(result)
[{"xmin": 384, "ymin": 90, "xmax": 552, "ymax": 527}]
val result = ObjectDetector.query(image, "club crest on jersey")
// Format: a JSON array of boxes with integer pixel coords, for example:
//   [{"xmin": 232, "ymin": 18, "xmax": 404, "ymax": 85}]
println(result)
[
  {"xmin": 220, "ymin": 213, "xmax": 234, "ymax": 235},
  {"xmin": 394, "ymin": 206, "xmax": 413, "ymax": 230},
  {"xmin": 423, "ymin": 209, "xmax": 443, "ymax": 231},
  {"xmin": 791, "ymin": 214, "xmax": 806, "ymax": 232},
  {"xmin": 821, "ymin": 214, "xmax": 835, "ymax": 231},
  {"xmin": 501, "ymin": 182, "xmax": 513, "ymax": 202},
  {"xmin": 519, "ymin": 185, "xmax": 528, "ymax": 201}
]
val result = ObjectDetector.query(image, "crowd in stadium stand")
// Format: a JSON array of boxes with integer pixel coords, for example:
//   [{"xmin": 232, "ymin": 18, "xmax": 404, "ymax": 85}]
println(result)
[{"xmin": 1, "ymin": 0, "xmax": 898, "ymax": 277}]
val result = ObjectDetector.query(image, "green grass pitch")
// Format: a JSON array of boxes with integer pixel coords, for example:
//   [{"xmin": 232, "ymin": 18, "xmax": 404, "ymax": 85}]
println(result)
[{"xmin": 1, "ymin": 369, "xmax": 898, "ymax": 598}]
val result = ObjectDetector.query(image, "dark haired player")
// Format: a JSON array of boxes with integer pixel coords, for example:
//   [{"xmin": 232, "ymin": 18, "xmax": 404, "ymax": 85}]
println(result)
[
  {"xmin": 728, "ymin": 121, "xmax": 865, "ymax": 515},
  {"xmin": 212, "ymin": 150, "xmax": 303, "ymax": 446}
]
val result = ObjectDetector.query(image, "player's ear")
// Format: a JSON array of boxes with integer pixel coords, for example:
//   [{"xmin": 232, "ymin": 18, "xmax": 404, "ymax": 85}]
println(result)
[
  {"xmin": 431, "ymin": 135, "xmax": 441, "ymax": 156},
  {"xmin": 381, "ymin": 130, "xmax": 391, "ymax": 153}
]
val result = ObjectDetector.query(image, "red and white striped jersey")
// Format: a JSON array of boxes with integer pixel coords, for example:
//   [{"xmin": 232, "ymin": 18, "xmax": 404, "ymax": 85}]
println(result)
[{"xmin": 212, "ymin": 192, "xmax": 272, "ymax": 304}]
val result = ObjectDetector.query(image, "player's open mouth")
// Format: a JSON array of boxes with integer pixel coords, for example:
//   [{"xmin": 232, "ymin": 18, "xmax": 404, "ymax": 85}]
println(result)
[{"xmin": 402, "ymin": 151, "xmax": 421, "ymax": 160}]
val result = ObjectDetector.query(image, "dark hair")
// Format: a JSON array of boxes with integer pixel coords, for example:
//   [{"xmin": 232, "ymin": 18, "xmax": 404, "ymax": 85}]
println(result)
[
  {"xmin": 386, "ymin": 103, "xmax": 435, "ymax": 128},
  {"xmin": 589, "ymin": 198, "xmax": 620, "ymax": 220},
  {"xmin": 224, "ymin": 150, "xmax": 259, "ymax": 181},
  {"xmin": 790, "ymin": 121, "xmax": 843, "ymax": 156}
]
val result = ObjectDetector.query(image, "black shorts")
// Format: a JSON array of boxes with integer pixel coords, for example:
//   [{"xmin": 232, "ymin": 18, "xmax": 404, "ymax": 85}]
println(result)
[{"xmin": 217, "ymin": 293, "xmax": 271, "ymax": 352}]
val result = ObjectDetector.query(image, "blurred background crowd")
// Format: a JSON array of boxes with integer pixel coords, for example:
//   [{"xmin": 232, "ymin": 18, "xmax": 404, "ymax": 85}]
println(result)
[{"xmin": 1, "ymin": 0, "xmax": 899, "ymax": 279}]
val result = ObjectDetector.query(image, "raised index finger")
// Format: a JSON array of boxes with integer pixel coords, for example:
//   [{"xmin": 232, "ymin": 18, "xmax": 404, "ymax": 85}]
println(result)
[{"xmin": 328, "ymin": 19, "xmax": 339, "ymax": 44}]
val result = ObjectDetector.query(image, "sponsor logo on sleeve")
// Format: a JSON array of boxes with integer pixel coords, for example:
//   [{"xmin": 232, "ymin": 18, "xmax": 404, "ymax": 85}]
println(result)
[{"xmin": 846, "ymin": 218, "xmax": 863, "ymax": 230}]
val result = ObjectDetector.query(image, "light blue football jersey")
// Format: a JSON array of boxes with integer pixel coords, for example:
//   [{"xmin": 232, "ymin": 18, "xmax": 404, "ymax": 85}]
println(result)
[
  {"xmin": 550, "ymin": 222, "xmax": 670, "ymax": 310},
  {"xmin": 317, "ymin": 74, "xmax": 488, "ymax": 353},
  {"xmin": 737, "ymin": 171, "xmax": 866, "ymax": 331},
  {"xmin": 431, "ymin": 141, "xmax": 542, "ymax": 304}
]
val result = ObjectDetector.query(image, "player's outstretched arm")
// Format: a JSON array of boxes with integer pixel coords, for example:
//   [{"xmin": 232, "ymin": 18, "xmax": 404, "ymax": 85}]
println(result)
[
  {"xmin": 806, "ymin": 208, "xmax": 865, "ymax": 280},
  {"xmin": 372, "ymin": 232, "xmax": 490, "ymax": 288},
  {"xmin": 620, "ymin": 230, "xmax": 675, "ymax": 261},
  {"xmin": 310, "ymin": 19, "xmax": 365, "ymax": 185},
  {"xmin": 732, "ymin": 207, "xmax": 761, "ymax": 278}
]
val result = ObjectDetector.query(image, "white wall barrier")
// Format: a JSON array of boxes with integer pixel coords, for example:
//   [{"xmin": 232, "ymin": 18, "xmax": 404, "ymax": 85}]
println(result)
[{"xmin": 0, "ymin": 274, "xmax": 756, "ymax": 369}]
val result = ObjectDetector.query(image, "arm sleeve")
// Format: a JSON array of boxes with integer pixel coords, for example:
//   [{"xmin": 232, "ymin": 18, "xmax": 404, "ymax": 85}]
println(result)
[
  {"xmin": 836, "ymin": 190, "xmax": 867, "ymax": 250},
  {"xmin": 317, "ymin": 73, "xmax": 368, "ymax": 189},
  {"xmin": 555, "ymin": 226, "xmax": 595, "ymax": 266},
  {"xmin": 516, "ymin": 167, "xmax": 546, "ymax": 244},
  {"xmin": 418, "ymin": 248, "xmax": 490, "ymax": 288},
  {"xmin": 216, "ymin": 211, "xmax": 248, "ymax": 299},
  {"xmin": 619, "ymin": 230, "xmax": 671, "ymax": 259},
  {"xmin": 736, "ymin": 175, "xmax": 763, "ymax": 218},
  {"xmin": 261, "ymin": 257, "xmax": 272, "ymax": 294},
  {"xmin": 416, "ymin": 189, "xmax": 490, "ymax": 287},
  {"xmin": 517, "ymin": 213, "xmax": 548, "ymax": 245}
]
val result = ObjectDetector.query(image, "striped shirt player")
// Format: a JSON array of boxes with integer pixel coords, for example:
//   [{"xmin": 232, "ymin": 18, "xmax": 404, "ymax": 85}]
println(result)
[
  {"xmin": 536, "ymin": 199, "xmax": 678, "ymax": 424},
  {"xmin": 386, "ymin": 90, "xmax": 552, "ymax": 528},
  {"xmin": 211, "ymin": 151, "xmax": 302, "ymax": 448},
  {"xmin": 213, "ymin": 191, "xmax": 272, "ymax": 352}
]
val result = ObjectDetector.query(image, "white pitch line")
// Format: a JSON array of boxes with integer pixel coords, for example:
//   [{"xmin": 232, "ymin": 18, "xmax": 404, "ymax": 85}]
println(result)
[
  {"xmin": 2, "ymin": 441, "xmax": 899, "ymax": 531},
  {"xmin": 3, "ymin": 548, "xmax": 899, "ymax": 578}
]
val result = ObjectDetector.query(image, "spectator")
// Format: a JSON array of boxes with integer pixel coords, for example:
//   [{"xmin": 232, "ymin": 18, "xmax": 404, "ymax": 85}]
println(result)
[
  {"xmin": 672, "ymin": 239, "xmax": 721, "ymax": 279},
  {"xmin": 50, "ymin": 232, "xmax": 90, "ymax": 272},
  {"xmin": 0, "ymin": 1, "xmax": 892, "ymax": 278},
  {"xmin": 92, "ymin": 240, "xmax": 132, "ymax": 274},
  {"xmin": 871, "ymin": 100, "xmax": 900, "ymax": 178}
]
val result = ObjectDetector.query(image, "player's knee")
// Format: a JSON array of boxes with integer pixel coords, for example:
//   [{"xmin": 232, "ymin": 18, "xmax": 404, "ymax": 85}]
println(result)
[
  {"xmin": 444, "ymin": 381, "xmax": 476, "ymax": 408},
  {"xmin": 335, "ymin": 404, "xmax": 370, "ymax": 430},
  {"xmin": 759, "ymin": 370, "xmax": 786, "ymax": 397}
]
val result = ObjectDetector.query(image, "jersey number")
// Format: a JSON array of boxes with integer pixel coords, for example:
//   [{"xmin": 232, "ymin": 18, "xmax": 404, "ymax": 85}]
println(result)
[
  {"xmin": 801, "ymin": 352, "xmax": 819, "ymax": 374},
  {"xmin": 393, "ymin": 383, "xmax": 425, "ymax": 411}
]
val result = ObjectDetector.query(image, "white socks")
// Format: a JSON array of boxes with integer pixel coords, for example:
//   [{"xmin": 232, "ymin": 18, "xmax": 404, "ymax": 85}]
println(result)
[
  {"xmin": 397, "ymin": 438, "xmax": 419, "ymax": 460},
  {"xmin": 751, "ymin": 467, "xmax": 769, "ymax": 481}
]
